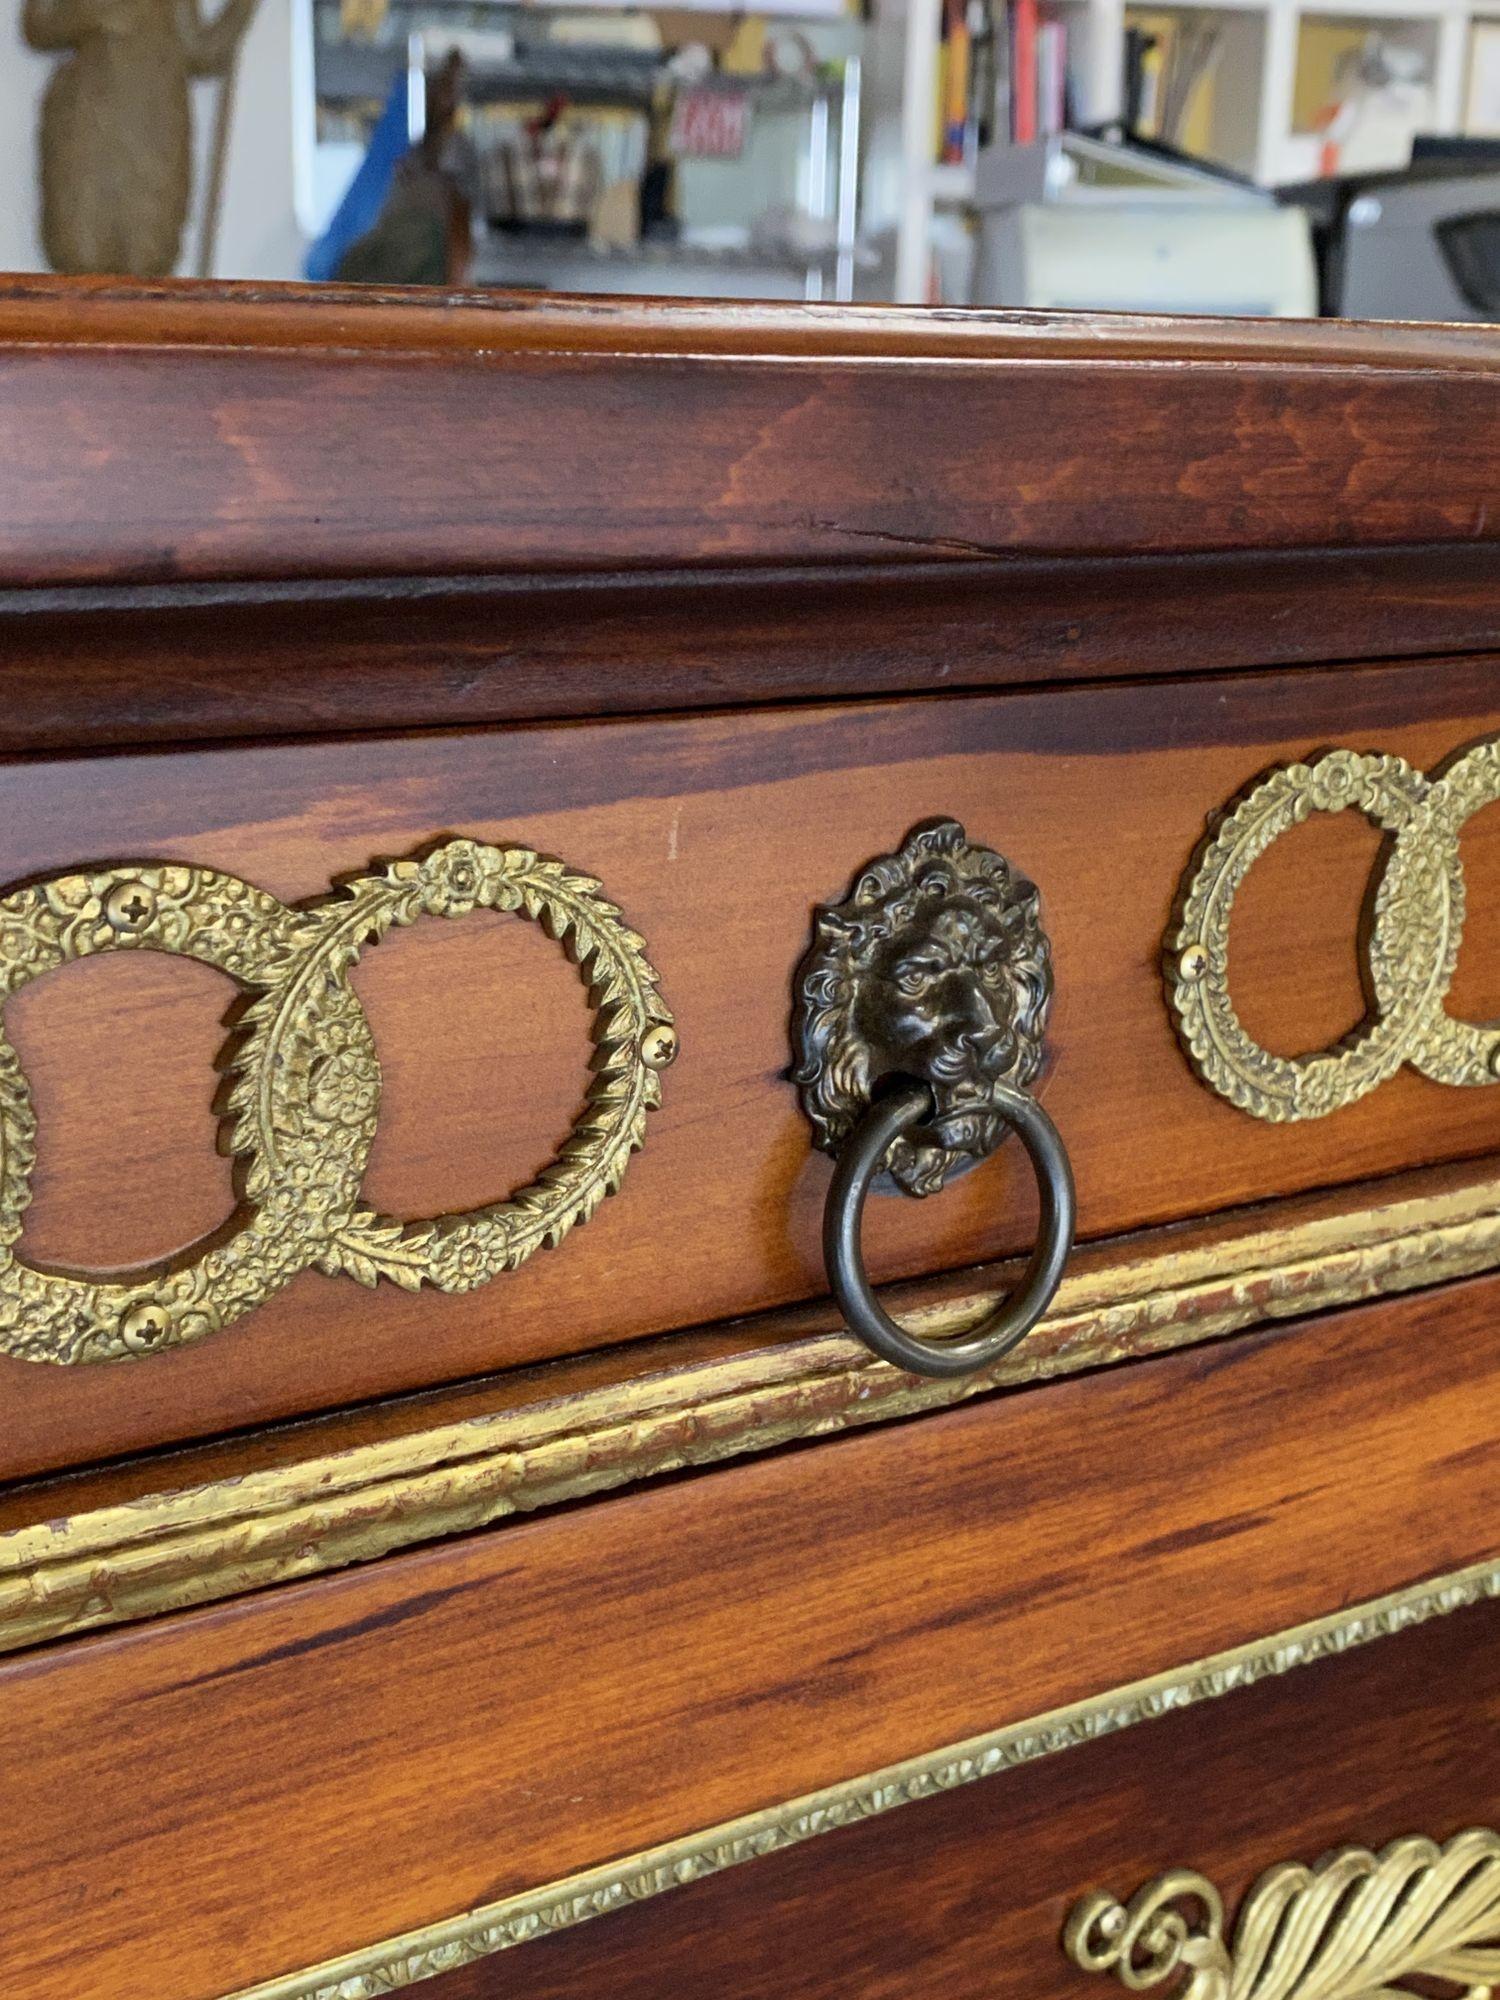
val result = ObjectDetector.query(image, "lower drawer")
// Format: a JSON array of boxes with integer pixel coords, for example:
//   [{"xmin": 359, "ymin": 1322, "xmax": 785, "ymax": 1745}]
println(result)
[
  {"xmin": 436, "ymin": 1590, "xmax": 1500, "ymax": 2000},
  {"xmin": 3, "ymin": 1273, "xmax": 1497, "ymax": 2000}
]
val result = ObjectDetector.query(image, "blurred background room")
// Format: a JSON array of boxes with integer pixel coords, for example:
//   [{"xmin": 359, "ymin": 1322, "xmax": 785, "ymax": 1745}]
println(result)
[{"xmin": 9, "ymin": 0, "xmax": 1500, "ymax": 315}]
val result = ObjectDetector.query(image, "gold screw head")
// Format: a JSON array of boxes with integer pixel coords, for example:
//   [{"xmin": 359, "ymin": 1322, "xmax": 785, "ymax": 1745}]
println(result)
[
  {"xmin": 121, "ymin": 1303, "xmax": 172, "ymax": 1351},
  {"xmin": 641, "ymin": 1023, "xmax": 679, "ymax": 1069},
  {"xmin": 1178, "ymin": 942, "xmax": 1208, "ymax": 983},
  {"xmin": 105, "ymin": 879, "xmax": 158, "ymax": 933}
]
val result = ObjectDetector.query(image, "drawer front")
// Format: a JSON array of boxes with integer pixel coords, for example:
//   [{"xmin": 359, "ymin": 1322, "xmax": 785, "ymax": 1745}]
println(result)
[
  {"xmin": 423, "ymin": 1589, "xmax": 1500, "ymax": 2000},
  {"xmin": 3, "ymin": 657, "xmax": 1500, "ymax": 1475},
  {"xmin": 2, "ymin": 1274, "xmax": 1497, "ymax": 2000}
]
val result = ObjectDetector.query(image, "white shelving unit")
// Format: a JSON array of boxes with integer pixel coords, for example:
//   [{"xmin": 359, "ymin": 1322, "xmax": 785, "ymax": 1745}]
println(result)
[
  {"xmin": 884, "ymin": 0, "xmax": 1479, "ymax": 299},
  {"xmin": 308, "ymin": 0, "xmax": 863, "ymax": 299}
]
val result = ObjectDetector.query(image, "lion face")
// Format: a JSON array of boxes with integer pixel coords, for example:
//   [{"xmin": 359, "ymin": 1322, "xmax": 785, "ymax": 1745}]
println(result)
[
  {"xmin": 793, "ymin": 820, "xmax": 1053, "ymax": 1198},
  {"xmin": 859, "ymin": 888, "xmax": 1039, "ymax": 1161}
]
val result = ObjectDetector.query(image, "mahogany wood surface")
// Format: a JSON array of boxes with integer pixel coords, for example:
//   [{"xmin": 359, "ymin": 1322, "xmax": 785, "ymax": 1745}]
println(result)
[
  {"xmin": 3, "ymin": 1145, "xmax": 1483, "ymax": 1540},
  {"xmin": 6, "ymin": 285, "xmax": 1500, "ymax": 758},
  {"xmin": 439, "ymin": 1592, "xmax": 1500, "ymax": 2000},
  {"xmin": 2, "ymin": 658, "xmax": 1499, "ymax": 1480},
  {"xmin": 6, "ymin": 283, "xmax": 1500, "ymax": 591},
  {"xmin": 6, "ymin": 282, "xmax": 1500, "ymax": 2000},
  {"xmin": 7, "ymin": 552, "xmax": 1500, "ymax": 756},
  {"xmin": 20, "ymin": 277, "xmax": 1500, "ymax": 362},
  {"xmin": 1, "ymin": 1273, "xmax": 1495, "ymax": 2000}
]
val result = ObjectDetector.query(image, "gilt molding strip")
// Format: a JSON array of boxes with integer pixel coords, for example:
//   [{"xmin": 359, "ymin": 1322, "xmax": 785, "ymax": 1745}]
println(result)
[
  {"xmin": 5, "ymin": 1167, "xmax": 1500, "ymax": 1655},
  {"xmin": 223, "ymin": 1556, "xmax": 1500, "ymax": 2000}
]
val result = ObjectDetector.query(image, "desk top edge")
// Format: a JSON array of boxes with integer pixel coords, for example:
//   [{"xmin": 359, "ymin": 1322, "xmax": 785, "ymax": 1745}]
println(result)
[{"xmin": 3, "ymin": 274, "xmax": 1500, "ymax": 370}]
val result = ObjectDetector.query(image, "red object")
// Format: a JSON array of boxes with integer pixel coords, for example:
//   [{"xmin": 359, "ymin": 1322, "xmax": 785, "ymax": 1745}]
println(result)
[
  {"xmin": 526, "ymin": 93, "xmax": 570, "ymax": 138},
  {"xmin": 1315, "ymin": 104, "xmax": 1342, "ymax": 178},
  {"xmin": 1012, "ymin": 0, "xmax": 1038, "ymax": 143},
  {"xmin": 669, "ymin": 88, "xmax": 750, "ymax": 160}
]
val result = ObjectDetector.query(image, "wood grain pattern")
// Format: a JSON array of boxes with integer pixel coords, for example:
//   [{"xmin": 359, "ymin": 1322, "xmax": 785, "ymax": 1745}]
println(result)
[
  {"xmin": 5, "ymin": 283, "xmax": 1500, "ymax": 589},
  {"xmin": 7, "ymin": 281, "xmax": 1500, "ymax": 2000},
  {"xmin": 1, "ymin": 1272, "xmax": 1496, "ymax": 2000},
  {"xmin": 6, "ymin": 554, "xmax": 1500, "ymax": 756},
  {"xmin": 1, "ymin": 659, "xmax": 1499, "ymax": 1480},
  {"xmin": 432, "ymin": 1592, "xmax": 1500, "ymax": 2000},
  {"xmin": 0, "ymin": 1146, "xmax": 1488, "ymax": 1532},
  {"xmin": 6, "ymin": 1149, "xmax": 1497, "ymax": 1656},
  {"xmin": 19, "ymin": 276, "xmax": 1500, "ymax": 362}
]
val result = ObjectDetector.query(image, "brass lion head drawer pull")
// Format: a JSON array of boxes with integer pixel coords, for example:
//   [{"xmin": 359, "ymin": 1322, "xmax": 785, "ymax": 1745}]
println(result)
[
  {"xmin": 0, "ymin": 838, "xmax": 675, "ymax": 1365},
  {"xmin": 1065, "ymin": 1828, "xmax": 1500, "ymax": 2000},
  {"xmin": 793, "ymin": 817, "xmax": 1075, "ymax": 1379}
]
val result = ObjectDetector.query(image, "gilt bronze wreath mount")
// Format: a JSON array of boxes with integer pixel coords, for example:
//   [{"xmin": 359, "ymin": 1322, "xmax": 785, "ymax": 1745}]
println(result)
[{"xmin": 0, "ymin": 837, "xmax": 675, "ymax": 1365}]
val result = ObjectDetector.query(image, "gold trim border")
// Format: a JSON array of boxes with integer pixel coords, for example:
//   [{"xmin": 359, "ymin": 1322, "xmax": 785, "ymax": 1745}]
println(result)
[
  {"xmin": 6, "ymin": 1168, "xmax": 1500, "ymax": 1654},
  {"xmin": 224, "ymin": 1555, "xmax": 1500, "ymax": 2000}
]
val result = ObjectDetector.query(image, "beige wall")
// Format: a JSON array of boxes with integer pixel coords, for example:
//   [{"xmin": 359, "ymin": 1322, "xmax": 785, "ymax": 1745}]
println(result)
[{"xmin": 0, "ymin": 0, "xmax": 306, "ymax": 280}]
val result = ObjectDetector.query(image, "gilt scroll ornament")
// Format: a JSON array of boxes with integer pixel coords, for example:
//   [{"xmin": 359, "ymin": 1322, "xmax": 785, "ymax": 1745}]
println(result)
[
  {"xmin": 1168, "ymin": 738, "xmax": 1500, "ymax": 1120},
  {"xmin": 1064, "ymin": 1829, "xmax": 1500, "ymax": 2000},
  {"xmin": 0, "ymin": 839, "xmax": 675, "ymax": 1365}
]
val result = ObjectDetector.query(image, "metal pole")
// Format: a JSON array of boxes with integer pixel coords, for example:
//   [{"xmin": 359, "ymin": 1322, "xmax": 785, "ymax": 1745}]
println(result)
[
  {"xmin": 834, "ymin": 52, "xmax": 862, "ymax": 302},
  {"xmin": 197, "ymin": 55, "xmax": 241, "ymax": 277}
]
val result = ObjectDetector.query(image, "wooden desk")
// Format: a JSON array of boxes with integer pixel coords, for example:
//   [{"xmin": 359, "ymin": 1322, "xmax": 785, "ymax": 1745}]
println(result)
[{"xmin": 0, "ymin": 281, "xmax": 1496, "ymax": 2000}]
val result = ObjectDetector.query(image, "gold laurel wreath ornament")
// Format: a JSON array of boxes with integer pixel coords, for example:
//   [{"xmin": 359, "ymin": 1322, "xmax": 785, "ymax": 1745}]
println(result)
[
  {"xmin": 0, "ymin": 838, "xmax": 676, "ymax": 1365},
  {"xmin": 1168, "ymin": 737, "xmax": 1500, "ymax": 1120}
]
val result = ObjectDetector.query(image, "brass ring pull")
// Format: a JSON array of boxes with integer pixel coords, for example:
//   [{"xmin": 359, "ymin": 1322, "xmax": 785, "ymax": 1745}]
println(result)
[
  {"xmin": 823, "ymin": 1076, "xmax": 1075, "ymax": 1379},
  {"xmin": 794, "ymin": 818, "xmax": 1076, "ymax": 1380}
]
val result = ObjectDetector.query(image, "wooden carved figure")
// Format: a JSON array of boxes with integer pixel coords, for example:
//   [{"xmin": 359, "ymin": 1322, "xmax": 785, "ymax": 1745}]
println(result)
[{"xmin": 24, "ymin": 0, "xmax": 261, "ymax": 277}]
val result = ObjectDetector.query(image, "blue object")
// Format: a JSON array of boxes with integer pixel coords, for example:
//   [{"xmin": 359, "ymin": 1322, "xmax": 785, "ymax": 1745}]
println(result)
[{"xmin": 305, "ymin": 75, "xmax": 410, "ymax": 282}]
